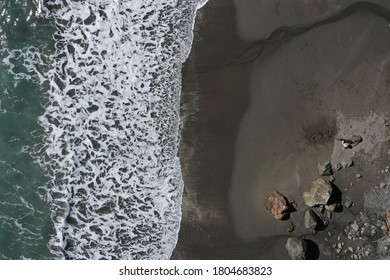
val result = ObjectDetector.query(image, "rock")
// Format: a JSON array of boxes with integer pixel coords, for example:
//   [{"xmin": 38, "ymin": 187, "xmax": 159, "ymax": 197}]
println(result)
[
  {"xmin": 380, "ymin": 183, "xmax": 387, "ymax": 189},
  {"xmin": 387, "ymin": 149, "xmax": 390, "ymax": 156},
  {"xmin": 329, "ymin": 176, "xmax": 335, "ymax": 183},
  {"xmin": 344, "ymin": 196, "xmax": 354, "ymax": 208},
  {"xmin": 264, "ymin": 191, "xmax": 290, "ymax": 220},
  {"xmin": 324, "ymin": 210, "xmax": 332, "ymax": 220},
  {"xmin": 355, "ymin": 173, "xmax": 362, "ymax": 179},
  {"xmin": 304, "ymin": 210, "xmax": 321, "ymax": 230},
  {"xmin": 341, "ymin": 159, "xmax": 354, "ymax": 168},
  {"xmin": 351, "ymin": 222, "xmax": 359, "ymax": 232},
  {"xmin": 285, "ymin": 237, "xmax": 308, "ymax": 260},
  {"xmin": 318, "ymin": 161, "xmax": 333, "ymax": 176},
  {"xmin": 351, "ymin": 134, "xmax": 363, "ymax": 146},
  {"xmin": 287, "ymin": 222, "xmax": 295, "ymax": 233},
  {"xmin": 325, "ymin": 203, "xmax": 339, "ymax": 212},
  {"xmin": 303, "ymin": 178, "xmax": 333, "ymax": 207},
  {"xmin": 380, "ymin": 225, "xmax": 388, "ymax": 231},
  {"xmin": 335, "ymin": 163, "xmax": 343, "ymax": 171}
]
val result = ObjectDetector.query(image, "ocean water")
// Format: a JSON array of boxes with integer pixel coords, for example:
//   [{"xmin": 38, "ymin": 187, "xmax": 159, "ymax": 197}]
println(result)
[{"xmin": 0, "ymin": 0, "xmax": 207, "ymax": 259}]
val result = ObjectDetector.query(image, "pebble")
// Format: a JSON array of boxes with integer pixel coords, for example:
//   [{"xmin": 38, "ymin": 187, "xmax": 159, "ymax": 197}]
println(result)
[
  {"xmin": 355, "ymin": 173, "xmax": 363, "ymax": 179},
  {"xmin": 344, "ymin": 197, "xmax": 354, "ymax": 208},
  {"xmin": 380, "ymin": 183, "xmax": 387, "ymax": 189},
  {"xmin": 351, "ymin": 222, "xmax": 359, "ymax": 232},
  {"xmin": 348, "ymin": 247, "xmax": 354, "ymax": 252},
  {"xmin": 387, "ymin": 149, "xmax": 390, "ymax": 156}
]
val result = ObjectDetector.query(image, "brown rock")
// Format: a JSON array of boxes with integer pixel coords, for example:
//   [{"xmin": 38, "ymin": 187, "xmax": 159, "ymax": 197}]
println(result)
[
  {"xmin": 265, "ymin": 191, "xmax": 290, "ymax": 220},
  {"xmin": 351, "ymin": 134, "xmax": 363, "ymax": 146}
]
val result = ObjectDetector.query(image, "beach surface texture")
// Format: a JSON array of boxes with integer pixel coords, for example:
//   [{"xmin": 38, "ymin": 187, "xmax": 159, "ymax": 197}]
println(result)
[{"xmin": 173, "ymin": 0, "xmax": 390, "ymax": 259}]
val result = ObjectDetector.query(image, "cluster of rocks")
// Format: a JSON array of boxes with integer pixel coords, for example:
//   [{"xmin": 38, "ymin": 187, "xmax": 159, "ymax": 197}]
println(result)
[
  {"xmin": 339, "ymin": 243, "xmax": 373, "ymax": 260},
  {"xmin": 302, "ymin": 178, "xmax": 339, "ymax": 231},
  {"xmin": 344, "ymin": 219, "xmax": 380, "ymax": 241},
  {"xmin": 266, "ymin": 151, "xmax": 390, "ymax": 260},
  {"xmin": 318, "ymin": 159, "xmax": 353, "ymax": 176}
]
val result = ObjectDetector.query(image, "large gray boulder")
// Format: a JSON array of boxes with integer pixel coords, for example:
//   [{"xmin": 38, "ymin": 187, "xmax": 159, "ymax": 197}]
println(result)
[
  {"xmin": 303, "ymin": 178, "xmax": 333, "ymax": 207},
  {"xmin": 318, "ymin": 161, "xmax": 333, "ymax": 176},
  {"xmin": 285, "ymin": 237, "xmax": 308, "ymax": 260},
  {"xmin": 304, "ymin": 210, "xmax": 321, "ymax": 230}
]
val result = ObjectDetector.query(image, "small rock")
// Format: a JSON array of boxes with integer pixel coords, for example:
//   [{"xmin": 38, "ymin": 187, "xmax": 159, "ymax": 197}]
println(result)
[
  {"xmin": 348, "ymin": 247, "xmax": 354, "ymax": 252},
  {"xmin": 287, "ymin": 222, "xmax": 295, "ymax": 233},
  {"xmin": 380, "ymin": 183, "xmax": 387, "ymax": 189},
  {"xmin": 341, "ymin": 159, "xmax": 354, "ymax": 168},
  {"xmin": 351, "ymin": 222, "xmax": 359, "ymax": 232},
  {"xmin": 318, "ymin": 161, "xmax": 333, "ymax": 176},
  {"xmin": 329, "ymin": 176, "xmax": 335, "ymax": 183},
  {"xmin": 335, "ymin": 163, "xmax": 343, "ymax": 171},
  {"xmin": 285, "ymin": 237, "xmax": 308, "ymax": 260},
  {"xmin": 325, "ymin": 204, "xmax": 340, "ymax": 212},
  {"xmin": 355, "ymin": 173, "xmax": 363, "ymax": 179},
  {"xmin": 351, "ymin": 135, "xmax": 363, "ymax": 145},
  {"xmin": 344, "ymin": 196, "xmax": 354, "ymax": 208},
  {"xmin": 387, "ymin": 149, "xmax": 390, "ymax": 156},
  {"xmin": 324, "ymin": 210, "xmax": 332, "ymax": 220}
]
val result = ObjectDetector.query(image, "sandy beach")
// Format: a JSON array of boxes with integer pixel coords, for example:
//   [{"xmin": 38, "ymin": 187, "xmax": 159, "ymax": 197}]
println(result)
[{"xmin": 172, "ymin": 0, "xmax": 390, "ymax": 259}]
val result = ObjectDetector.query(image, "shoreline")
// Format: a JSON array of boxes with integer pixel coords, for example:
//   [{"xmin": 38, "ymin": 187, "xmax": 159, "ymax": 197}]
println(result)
[{"xmin": 173, "ymin": 0, "xmax": 390, "ymax": 259}]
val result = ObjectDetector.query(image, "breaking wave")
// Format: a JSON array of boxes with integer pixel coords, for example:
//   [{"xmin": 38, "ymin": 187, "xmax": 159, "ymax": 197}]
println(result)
[{"xmin": 3, "ymin": 0, "xmax": 207, "ymax": 259}]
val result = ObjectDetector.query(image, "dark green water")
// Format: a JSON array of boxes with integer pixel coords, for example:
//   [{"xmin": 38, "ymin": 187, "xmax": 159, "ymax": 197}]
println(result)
[{"xmin": 0, "ymin": 0, "xmax": 55, "ymax": 259}]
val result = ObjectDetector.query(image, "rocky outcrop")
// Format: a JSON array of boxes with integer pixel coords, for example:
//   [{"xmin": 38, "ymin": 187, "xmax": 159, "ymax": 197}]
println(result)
[
  {"xmin": 303, "ymin": 178, "xmax": 333, "ymax": 207},
  {"xmin": 285, "ymin": 237, "xmax": 307, "ymax": 260},
  {"xmin": 318, "ymin": 161, "xmax": 333, "ymax": 176},
  {"xmin": 265, "ymin": 191, "xmax": 290, "ymax": 220}
]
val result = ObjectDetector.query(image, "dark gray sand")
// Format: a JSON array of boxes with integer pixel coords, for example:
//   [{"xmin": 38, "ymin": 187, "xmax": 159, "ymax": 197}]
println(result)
[{"xmin": 172, "ymin": 0, "xmax": 390, "ymax": 259}]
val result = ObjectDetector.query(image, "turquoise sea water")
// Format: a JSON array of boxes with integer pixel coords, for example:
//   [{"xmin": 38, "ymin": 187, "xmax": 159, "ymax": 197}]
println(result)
[{"xmin": 0, "ymin": 0, "xmax": 55, "ymax": 259}]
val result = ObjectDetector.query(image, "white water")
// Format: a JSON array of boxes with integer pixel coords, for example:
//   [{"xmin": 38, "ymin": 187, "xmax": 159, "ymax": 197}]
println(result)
[{"xmin": 3, "ymin": 0, "xmax": 208, "ymax": 259}]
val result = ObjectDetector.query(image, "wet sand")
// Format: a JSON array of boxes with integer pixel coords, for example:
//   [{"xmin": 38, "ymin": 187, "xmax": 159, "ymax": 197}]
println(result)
[{"xmin": 172, "ymin": 0, "xmax": 390, "ymax": 259}]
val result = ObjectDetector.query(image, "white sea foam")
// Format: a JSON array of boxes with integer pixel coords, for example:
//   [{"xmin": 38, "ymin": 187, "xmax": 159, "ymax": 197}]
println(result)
[{"xmin": 2, "ymin": 0, "xmax": 207, "ymax": 259}]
